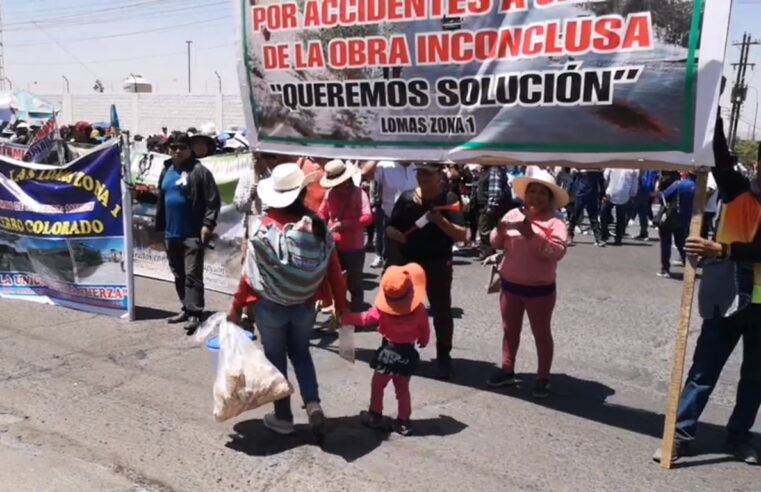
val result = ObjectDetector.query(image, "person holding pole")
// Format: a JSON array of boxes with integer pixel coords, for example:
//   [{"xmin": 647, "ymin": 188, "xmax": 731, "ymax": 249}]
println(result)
[{"xmin": 654, "ymin": 120, "xmax": 761, "ymax": 465}]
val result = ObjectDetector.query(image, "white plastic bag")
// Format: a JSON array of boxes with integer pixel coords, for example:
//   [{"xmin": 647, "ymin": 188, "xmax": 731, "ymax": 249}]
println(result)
[
  {"xmin": 338, "ymin": 325, "xmax": 355, "ymax": 364},
  {"xmin": 196, "ymin": 313, "xmax": 293, "ymax": 422}
]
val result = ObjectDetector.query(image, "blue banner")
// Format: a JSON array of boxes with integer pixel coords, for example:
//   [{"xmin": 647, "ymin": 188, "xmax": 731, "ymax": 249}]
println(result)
[{"xmin": 0, "ymin": 143, "xmax": 130, "ymax": 316}]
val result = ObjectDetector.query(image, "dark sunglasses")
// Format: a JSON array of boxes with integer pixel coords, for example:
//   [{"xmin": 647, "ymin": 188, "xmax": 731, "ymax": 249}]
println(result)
[{"xmin": 169, "ymin": 144, "xmax": 189, "ymax": 151}]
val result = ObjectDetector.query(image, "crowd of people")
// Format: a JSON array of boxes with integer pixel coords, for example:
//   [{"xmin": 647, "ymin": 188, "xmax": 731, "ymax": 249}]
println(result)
[
  {"xmin": 152, "ymin": 118, "xmax": 760, "ymax": 463},
  {"xmin": 136, "ymin": 122, "xmax": 250, "ymax": 158}
]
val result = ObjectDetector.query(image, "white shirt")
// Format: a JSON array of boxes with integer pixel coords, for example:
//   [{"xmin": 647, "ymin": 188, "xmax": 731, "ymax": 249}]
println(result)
[
  {"xmin": 376, "ymin": 161, "xmax": 418, "ymax": 216},
  {"xmin": 604, "ymin": 168, "xmax": 639, "ymax": 205},
  {"xmin": 704, "ymin": 173, "xmax": 719, "ymax": 213}
]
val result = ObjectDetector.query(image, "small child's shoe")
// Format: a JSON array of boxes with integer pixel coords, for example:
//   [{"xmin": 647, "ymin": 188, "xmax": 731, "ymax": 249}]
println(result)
[
  {"xmin": 362, "ymin": 411, "xmax": 384, "ymax": 430},
  {"xmin": 393, "ymin": 419, "xmax": 413, "ymax": 436}
]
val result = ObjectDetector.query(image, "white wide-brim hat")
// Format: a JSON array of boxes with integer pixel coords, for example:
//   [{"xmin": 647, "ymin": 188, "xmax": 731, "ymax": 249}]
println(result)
[
  {"xmin": 512, "ymin": 167, "xmax": 570, "ymax": 210},
  {"xmin": 320, "ymin": 159, "xmax": 359, "ymax": 188},
  {"xmin": 258, "ymin": 163, "xmax": 320, "ymax": 209}
]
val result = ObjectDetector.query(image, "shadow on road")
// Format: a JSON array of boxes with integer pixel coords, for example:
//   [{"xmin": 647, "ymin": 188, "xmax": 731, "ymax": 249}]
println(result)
[
  {"xmin": 134, "ymin": 305, "xmax": 175, "ymax": 321},
  {"xmin": 226, "ymin": 414, "xmax": 467, "ymax": 462},
  {"xmin": 339, "ymin": 347, "xmax": 760, "ymax": 468}
]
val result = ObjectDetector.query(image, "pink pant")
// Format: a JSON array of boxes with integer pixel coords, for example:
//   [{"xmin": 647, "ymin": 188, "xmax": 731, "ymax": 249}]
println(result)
[
  {"xmin": 500, "ymin": 289, "xmax": 556, "ymax": 380},
  {"xmin": 370, "ymin": 373, "xmax": 411, "ymax": 421}
]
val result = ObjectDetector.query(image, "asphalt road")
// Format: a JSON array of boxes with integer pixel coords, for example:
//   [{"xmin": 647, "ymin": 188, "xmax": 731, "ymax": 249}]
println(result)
[{"xmin": 0, "ymin": 229, "xmax": 758, "ymax": 492}]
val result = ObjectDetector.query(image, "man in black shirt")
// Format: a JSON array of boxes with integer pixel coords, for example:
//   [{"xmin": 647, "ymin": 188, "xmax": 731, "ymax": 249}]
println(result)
[{"xmin": 386, "ymin": 163, "xmax": 468, "ymax": 379}]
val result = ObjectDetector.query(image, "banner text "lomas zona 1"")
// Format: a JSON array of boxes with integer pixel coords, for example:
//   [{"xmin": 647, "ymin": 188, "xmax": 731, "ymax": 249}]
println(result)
[{"xmin": 262, "ymin": 14, "xmax": 653, "ymax": 71}]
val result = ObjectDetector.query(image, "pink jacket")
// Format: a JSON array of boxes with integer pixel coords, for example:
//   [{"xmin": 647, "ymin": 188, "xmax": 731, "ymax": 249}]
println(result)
[
  {"xmin": 342, "ymin": 305, "xmax": 430, "ymax": 347},
  {"xmin": 318, "ymin": 185, "xmax": 373, "ymax": 252},
  {"xmin": 490, "ymin": 209, "xmax": 568, "ymax": 286}
]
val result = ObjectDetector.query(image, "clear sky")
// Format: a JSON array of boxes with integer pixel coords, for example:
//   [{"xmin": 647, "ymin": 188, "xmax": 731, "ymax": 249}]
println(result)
[
  {"xmin": 2, "ymin": 0, "xmax": 238, "ymax": 94},
  {"xmin": 2, "ymin": 0, "xmax": 761, "ymax": 138}
]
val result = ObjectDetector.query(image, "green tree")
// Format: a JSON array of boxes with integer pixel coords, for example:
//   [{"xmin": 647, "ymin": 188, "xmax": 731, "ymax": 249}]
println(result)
[{"xmin": 735, "ymin": 140, "xmax": 760, "ymax": 167}]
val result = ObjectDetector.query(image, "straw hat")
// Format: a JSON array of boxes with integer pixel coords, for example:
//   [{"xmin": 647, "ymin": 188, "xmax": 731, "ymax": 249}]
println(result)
[
  {"xmin": 375, "ymin": 263, "xmax": 427, "ymax": 316},
  {"xmin": 189, "ymin": 134, "xmax": 216, "ymax": 155},
  {"xmin": 320, "ymin": 160, "xmax": 358, "ymax": 188},
  {"xmin": 258, "ymin": 163, "xmax": 320, "ymax": 209},
  {"xmin": 511, "ymin": 167, "xmax": 570, "ymax": 210}
]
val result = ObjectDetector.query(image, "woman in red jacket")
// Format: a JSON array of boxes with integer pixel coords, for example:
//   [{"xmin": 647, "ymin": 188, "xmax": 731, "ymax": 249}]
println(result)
[{"xmin": 227, "ymin": 163, "xmax": 348, "ymax": 439}]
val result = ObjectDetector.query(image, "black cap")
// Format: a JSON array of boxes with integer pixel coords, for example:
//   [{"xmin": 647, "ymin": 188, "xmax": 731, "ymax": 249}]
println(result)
[{"xmin": 416, "ymin": 162, "xmax": 441, "ymax": 172}]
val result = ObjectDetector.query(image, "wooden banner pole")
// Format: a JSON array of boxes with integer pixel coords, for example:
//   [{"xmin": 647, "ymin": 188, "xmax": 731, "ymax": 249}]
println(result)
[{"xmin": 660, "ymin": 170, "xmax": 709, "ymax": 469}]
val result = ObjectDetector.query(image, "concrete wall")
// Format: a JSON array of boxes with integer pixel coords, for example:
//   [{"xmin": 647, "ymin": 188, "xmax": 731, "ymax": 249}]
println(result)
[{"xmin": 38, "ymin": 93, "xmax": 247, "ymax": 136}]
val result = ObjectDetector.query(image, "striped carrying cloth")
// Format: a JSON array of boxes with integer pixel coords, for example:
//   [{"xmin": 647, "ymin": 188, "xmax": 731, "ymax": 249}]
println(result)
[{"xmin": 245, "ymin": 216, "xmax": 335, "ymax": 306}]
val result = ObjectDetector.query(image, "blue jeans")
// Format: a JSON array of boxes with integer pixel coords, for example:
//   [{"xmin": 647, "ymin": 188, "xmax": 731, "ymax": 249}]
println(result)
[
  {"xmin": 254, "ymin": 299, "xmax": 319, "ymax": 422},
  {"xmin": 633, "ymin": 191, "xmax": 653, "ymax": 236},
  {"xmin": 676, "ymin": 305, "xmax": 761, "ymax": 445}
]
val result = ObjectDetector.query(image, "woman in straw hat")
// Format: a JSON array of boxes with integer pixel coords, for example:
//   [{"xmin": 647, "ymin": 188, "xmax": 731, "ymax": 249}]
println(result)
[
  {"xmin": 318, "ymin": 160, "xmax": 373, "ymax": 313},
  {"xmin": 342, "ymin": 263, "xmax": 430, "ymax": 436},
  {"xmin": 227, "ymin": 163, "xmax": 348, "ymax": 438},
  {"xmin": 486, "ymin": 166, "xmax": 569, "ymax": 399}
]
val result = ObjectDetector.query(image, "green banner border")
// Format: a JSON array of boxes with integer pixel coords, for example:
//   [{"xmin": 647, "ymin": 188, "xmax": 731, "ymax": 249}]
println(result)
[{"xmin": 242, "ymin": 0, "xmax": 704, "ymax": 154}]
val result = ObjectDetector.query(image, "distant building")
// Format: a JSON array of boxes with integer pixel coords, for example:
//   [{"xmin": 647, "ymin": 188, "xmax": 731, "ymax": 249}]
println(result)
[{"xmin": 122, "ymin": 75, "xmax": 153, "ymax": 93}]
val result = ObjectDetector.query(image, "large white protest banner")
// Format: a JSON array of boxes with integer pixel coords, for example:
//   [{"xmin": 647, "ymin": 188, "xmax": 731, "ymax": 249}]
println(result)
[{"xmin": 236, "ymin": 0, "xmax": 731, "ymax": 168}]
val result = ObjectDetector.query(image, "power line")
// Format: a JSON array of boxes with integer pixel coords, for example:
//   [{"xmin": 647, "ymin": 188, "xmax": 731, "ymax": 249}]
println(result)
[
  {"xmin": 6, "ymin": 42, "xmax": 234, "ymax": 66},
  {"xmin": 7, "ymin": 16, "xmax": 228, "ymax": 48},
  {"xmin": 32, "ymin": 20, "xmax": 100, "ymax": 80},
  {"xmin": 3, "ymin": 2, "xmax": 229, "ymax": 35},
  {"xmin": 728, "ymin": 33, "xmax": 760, "ymax": 150},
  {"xmin": 3, "ymin": 0, "xmax": 211, "ymax": 27}
]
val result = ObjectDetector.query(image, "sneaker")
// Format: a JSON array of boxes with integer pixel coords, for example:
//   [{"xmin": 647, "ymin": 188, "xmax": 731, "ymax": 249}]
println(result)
[
  {"xmin": 635, "ymin": 234, "xmax": 649, "ymax": 241},
  {"xmin": 362, "ymin": 411, "xmax": 384, "ymax": 430},
  {"xmin": 263, "ymin": 413, "xmax": 295, "ymax": 435},
  {"xmin": 612, "ymin": 239, "xmax": 623, "ymax": 246},
  {"xmin": 306, "ymin": 402, "xmax": 326, "ymax": 438},
  {"xmin": 671, "ymin": 260, "xmax": 686, "ymax": 267},
  {"xmin": 393, "ymin": 419, "xmax": 413, "ymax": 436},
  {"xmin": 595, "ymin": 240, "xmax": 607, "ymax": 247},
  {"xmin": 657, "ymin": 271, "xmax": 671, "ymax": 278},
  {"xmin": 486, "ymin": 369, "xmax": 517, "ymax": 388},
  {"xmin": 727, "ymin": 442, "xmax": 760, "ymax": 465},
  {"xmin": 532, "ymin": 379, "xmax": 551, "ymax": 399},
  {"xmin": 653, "ymin": 441, "xmax": 691, "ymax": 464},
  {"xmin": 167, "ymin": 312, "xmax": 189, "ymax": 324},
  {"xmin": 370, "ymin": 256, "xmax": 384, "ymax": 269}
]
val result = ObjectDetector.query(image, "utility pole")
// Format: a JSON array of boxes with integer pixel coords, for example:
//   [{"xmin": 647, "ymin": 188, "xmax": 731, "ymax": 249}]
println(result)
[
  {"xmin": 214, "ymin": 71, "xmax": 222, "ymax": 94},
  {"xmin": 728, "ymin": 33, "xmax": 760, "ymax": 150},
  {"xmin": 0, "ymin": 0, "xmax": 7, "ymax": 92},
  {"xmin": 186, "ymin": 40, "xmax": 192, "ymax": 94},
  {"xmin": 62, "ymin": 75, "xmax": 69, "ymax": 93}
]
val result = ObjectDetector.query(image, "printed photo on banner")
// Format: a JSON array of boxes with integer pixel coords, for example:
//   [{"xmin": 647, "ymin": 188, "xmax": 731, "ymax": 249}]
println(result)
[{"xmin": 236, "ymin": 0, "xmax": 731, "ymax": 167}]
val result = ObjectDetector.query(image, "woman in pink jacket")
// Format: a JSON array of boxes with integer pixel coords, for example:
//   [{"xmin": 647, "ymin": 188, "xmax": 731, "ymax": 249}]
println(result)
[
  {"xmin": 486, "ymin": 168, "xmax": 569, "ymax": 398},
  {"xmin": 319, "ymin": 160, "xmax": 373, "ymax": 312}
]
